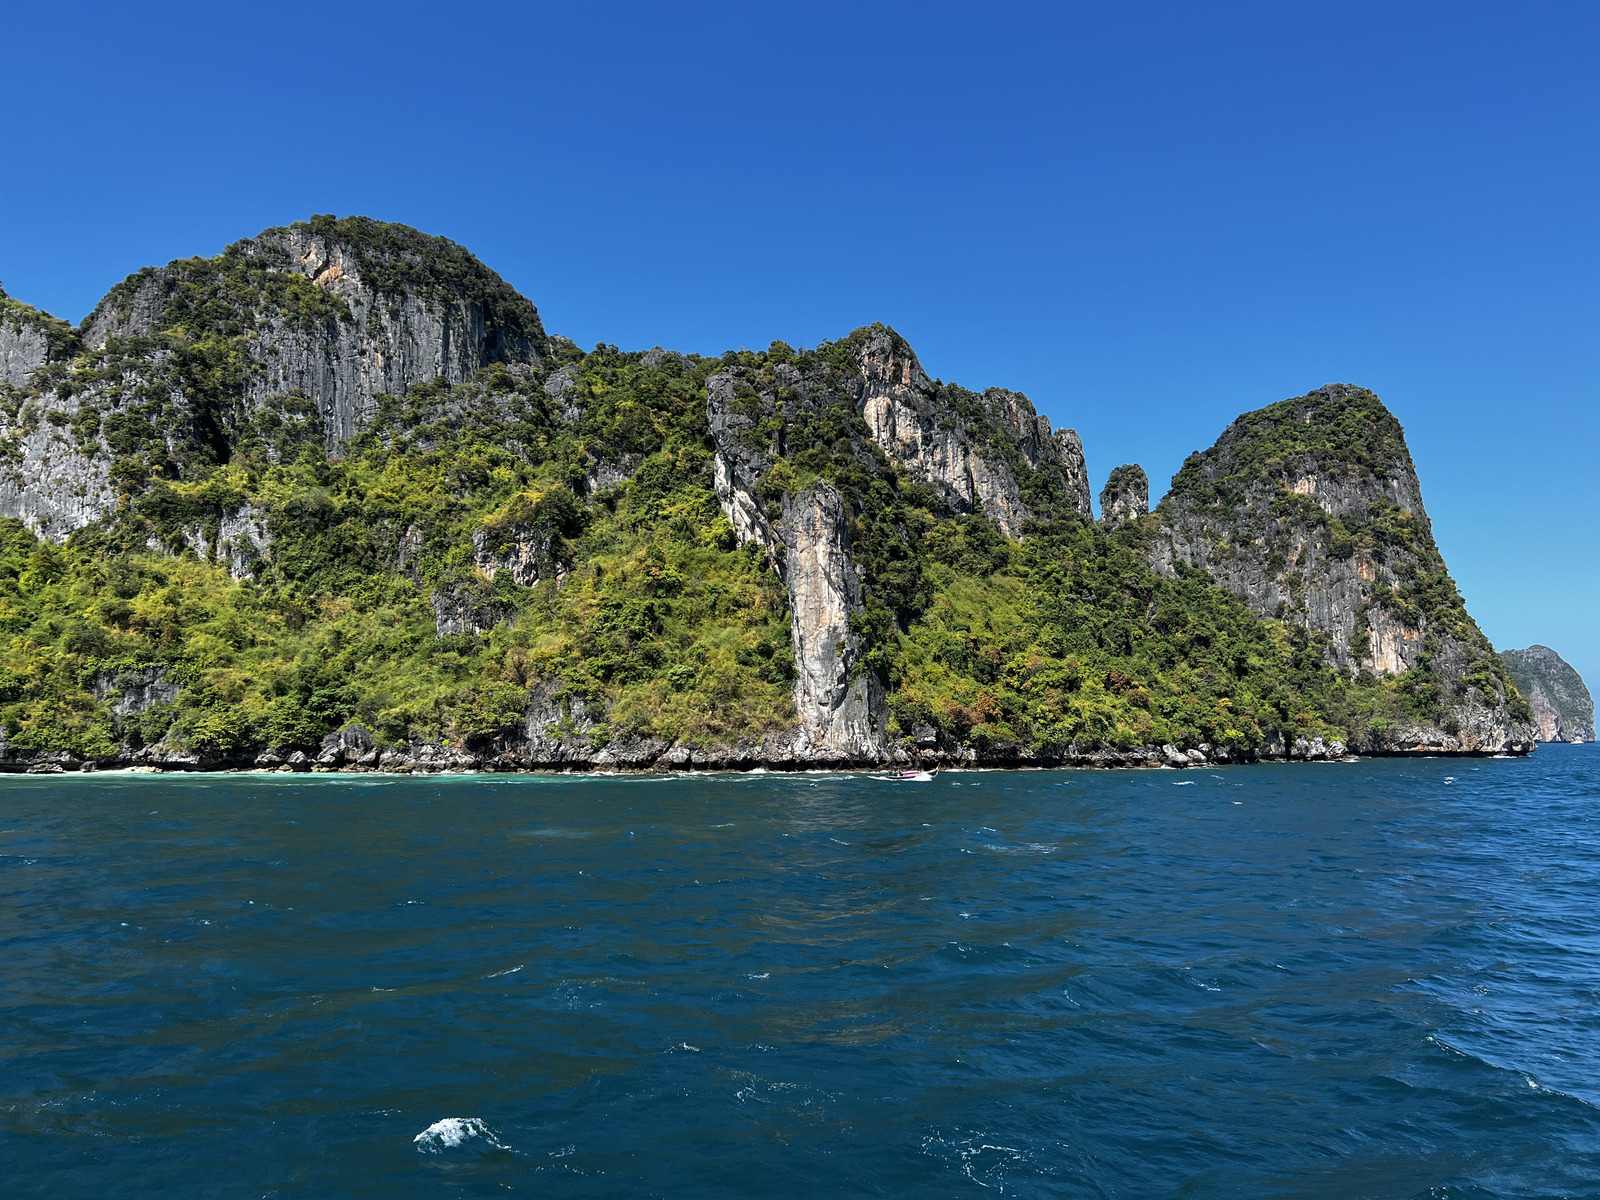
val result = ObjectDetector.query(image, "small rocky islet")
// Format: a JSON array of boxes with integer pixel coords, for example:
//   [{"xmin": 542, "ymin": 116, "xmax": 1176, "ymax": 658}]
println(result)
[{"xmin": 0, "ymin": 216, "xmax": 1566, "ymax": 773}]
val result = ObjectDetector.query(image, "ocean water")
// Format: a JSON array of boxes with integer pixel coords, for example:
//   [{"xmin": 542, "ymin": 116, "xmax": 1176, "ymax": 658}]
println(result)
[{"xmin": 3, "ymin": 749, "xmax": 1599, "ymax": 1198}]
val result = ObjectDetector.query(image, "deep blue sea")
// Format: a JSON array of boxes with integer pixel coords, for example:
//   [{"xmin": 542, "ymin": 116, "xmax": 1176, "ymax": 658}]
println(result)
[{"xmin": 4, "ymin": 748, "xmax": 1599, "ymax": 1197}]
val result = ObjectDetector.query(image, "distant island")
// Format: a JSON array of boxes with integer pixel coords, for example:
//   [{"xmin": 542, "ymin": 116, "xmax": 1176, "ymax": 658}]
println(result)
[
  {"xmin": 1500, "ymin": 646, "xmax": 1593, "ymax": 743},
  {"xmin": 0, "ymin": 216, "xmax": 1553, "ymax": 772}
]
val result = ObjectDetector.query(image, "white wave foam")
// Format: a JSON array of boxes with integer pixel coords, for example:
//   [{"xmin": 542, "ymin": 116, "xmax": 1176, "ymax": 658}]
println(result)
[{"xmin": 413, "ymin": 1116, "xmax": 509, "ymax": 1154}]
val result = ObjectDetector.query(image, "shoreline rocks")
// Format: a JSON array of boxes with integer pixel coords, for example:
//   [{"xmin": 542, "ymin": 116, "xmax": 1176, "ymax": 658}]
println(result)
[{"xmin": 0, "ymin": 728, "xmax": 1534, "ymax": 776}]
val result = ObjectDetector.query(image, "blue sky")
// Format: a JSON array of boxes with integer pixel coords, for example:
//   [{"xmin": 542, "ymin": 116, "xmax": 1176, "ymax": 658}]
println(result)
[{"xmin": 3, "ymin": 1, "xmax": 1596, "ymax": 686}]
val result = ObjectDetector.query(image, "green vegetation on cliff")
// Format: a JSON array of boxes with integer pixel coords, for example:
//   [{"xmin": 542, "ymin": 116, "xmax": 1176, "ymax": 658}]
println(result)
[
  {"xmin": 3, "ymin": 346, "xmax": 1418, "ymax": 761},
  {"xmin": 0, "ymin": 222, "xmax": 1528, "ymax": 764}
]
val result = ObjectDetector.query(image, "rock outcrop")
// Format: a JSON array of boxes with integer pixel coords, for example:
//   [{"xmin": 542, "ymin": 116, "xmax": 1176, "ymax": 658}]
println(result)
[
  {"xmin": 93, "ymin": 666, "xmax": 179, "ymax": 722},
  {"xmin": 1099, "ymin": 464, "xmax": 1148, "ymax": 525},
  {"xmin": 777, "ymin": 485, "xmax": 886, "ymax": 758},
  {"xmin": 1501, "ymin": 646, "xmax": 1594, "ymax": 743},
  {"xmin": 472, "ymin": 526, "xmax": 558, "ymax": 588},
  {"xmin": 1, "ymin": 302, "xmax": 62, "ymax": 387},
  {"xmin": 0, "ymin": 216, "xmax": 547, "ymax": 541},
  {"xmin": 707, "ymin": 370, "xmax": 886, "ymax": 763},
  {"xmin": 855, "ymin": 328, "xmax": 1092, "ymax": 530},
  {"xmin": 82, "ymin": 217, "xmax": 545, "ymax": 448},
  {"xmin": 430, "ymin": 585, "xmax": 517, "ymax": 636},
  {"xmin": 1150, "ymin": 383, "xmax": 1531, "ymax": 753}
]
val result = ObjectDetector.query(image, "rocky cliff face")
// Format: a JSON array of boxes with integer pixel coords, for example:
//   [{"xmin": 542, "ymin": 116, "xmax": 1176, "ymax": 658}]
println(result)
[
  {"xmin": 1099, "ymin": 464, "xmax": 1148, "ymax": 525},
  {"xmin": 2, "ymin": 311, "xmax": 56, "ymax": 387},
  {"xmin": 0, "ymin": 216, "xmax": 547, "ymax": 542},
  {"xmin": 778, "ymin": 485, "xmax": 885, "ymax": 759},
  {"xmin": 701, "ymin": 327, "xmax": 1109, "ymax": 761},
  {"xmin": 1150, "ymin": 383, "xmax": 1531, "ymax": 753},
  {"xmin": 82, "ymin": 220, "xmax": 544, "ymax": 448},
  {"xmin": 855, "ymin": 328, "xmax": 1092, "ymax": 531},
  {"xmin": 1501, "ymin": 646, "xmax": 1594, "ymax": 743},
  {"xmin": 707, "ymin": 370, "xmax": 886, "ymax": 762}
]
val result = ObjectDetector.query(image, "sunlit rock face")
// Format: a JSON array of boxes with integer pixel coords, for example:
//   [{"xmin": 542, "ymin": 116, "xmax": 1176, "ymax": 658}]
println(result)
[
  {"xmin": 1501, "ymin": 646, "xmax": 1594, "ymax": 743},
  {"xmin": 1150, "ymin": 383, "xmax": 1532, "ymax": 754},
  {"xmin": 81, "ymin": 220, "xmax": 546, "ymax": 450},
  {"xmin": 0, "ymin": 218, "xmax": 548, "ymax": 543},
  {"xmin": 855, "ymin": 328, "xmax": 1092, "ymax": 533},
  {"xmin": 1099, "ymin": 464, "xmax": 1148, "ymax": 526}
]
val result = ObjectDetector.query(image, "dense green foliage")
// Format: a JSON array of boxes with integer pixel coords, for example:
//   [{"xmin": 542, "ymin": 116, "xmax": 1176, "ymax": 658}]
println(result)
[
  {"xmin": 0, "ymin": 232, "xmax": 1525, "ymax": 762},
  {"xmin": 1168, "ymin": 384, "xmax": 1413, "ymax": 508},
  {"xmin": 2, "ymin": 345, "xmax": 799, "ymax": 757}
]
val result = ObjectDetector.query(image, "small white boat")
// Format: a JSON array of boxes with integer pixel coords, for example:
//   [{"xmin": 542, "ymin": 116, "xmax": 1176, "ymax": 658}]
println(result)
[{"xmin": 872, "ymin": 769, "xmax": 938, "ymax": 782}]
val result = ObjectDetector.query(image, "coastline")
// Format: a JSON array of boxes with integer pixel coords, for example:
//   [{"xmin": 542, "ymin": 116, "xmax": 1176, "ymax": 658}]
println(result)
[{"xmin": 0, "ymin": 734, "xmax": 1535, "ymax": 777}]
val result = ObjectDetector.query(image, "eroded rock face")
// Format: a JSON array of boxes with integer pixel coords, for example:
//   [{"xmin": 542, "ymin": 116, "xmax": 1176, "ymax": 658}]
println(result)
[
  {"xmin": 83, "ymin": 223, "xmax": 545, "ymax": 450},
  {"xmin": 430, "ymin": 586, "xmax": 517, "ymax": 636},
  {"xmin": 855, "ymin": 329, "xmax": 1092, "ymax": 531},
  {"xmin": 0, "ymin": 220, "xmax": 551, "ymax": 544},
  {"xmin": 1501, "ymin": 645, "xmax": 1594, "ymax": 743},
  {"xmin": 700, "ymin": 328, "xmax": 1106, "ymax": 761},
  {"xmin": 317, "ymin": 722, "xmax": 378, "ymax": 766},
  {"xmin": 472, "ymin": 526, "xmax": 560, "ymax": 588},
  {"xmin": 93, "ymin": 666, "xmax": 179, "ymax": 720},
  {"xmin": 0, "ymin": 394, "xmax": 119, "ymax": 541},
  {"xmin": 778, "ymin": 485, "xmax": 884, "ymax": 759},
  {"xmin": 0, "ymin": 318, "xmax": 52, "ymax": 388},
  {"xmin": 706, "ymin": 374, "xmax": 886, "ymax": 762},
  {"xmin": 1151, "ymin": 385, "xmax": 1439, "ymax": 674},
  {"xmin": 1099, "ymin": 464, "xmax": 1148, "ymax": 525},
  {"xmin": 175, "ymin": 504, "xmax": 271, "ymax": 579},
  {"xmin": 1150, "ymin": 383, "xmax": 1531, "ymax": 753}
]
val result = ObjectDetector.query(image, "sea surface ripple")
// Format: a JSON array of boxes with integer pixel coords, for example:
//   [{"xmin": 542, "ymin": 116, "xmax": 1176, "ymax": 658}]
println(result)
[{"xmin": 3, "ymin": 748, "xmax": 1599, "ymax": 1197}]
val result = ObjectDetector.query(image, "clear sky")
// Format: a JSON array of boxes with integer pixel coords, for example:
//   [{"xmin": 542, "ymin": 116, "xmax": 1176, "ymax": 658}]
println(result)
[{"xmin": 3, "ymin": 1, "xmax": 1595, "ymax": 688}]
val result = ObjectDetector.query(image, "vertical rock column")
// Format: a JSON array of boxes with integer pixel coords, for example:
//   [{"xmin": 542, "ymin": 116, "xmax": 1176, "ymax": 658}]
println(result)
[
  {"xmin": 780, "ymin": 485, "xmax": 884, "ymax": 760},
  {"xmin": 1099, "ymin": 464, "xmax": 1149, "ymax": 525}
]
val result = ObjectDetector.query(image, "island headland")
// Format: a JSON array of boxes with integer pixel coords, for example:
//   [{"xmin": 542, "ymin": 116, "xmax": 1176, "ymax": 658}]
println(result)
[
  {"xmin": 0, "ymin": 216, "xmax": 1538, "ymax": 772},
  {"xmin": 1500, "ymin": 646, "xmax": 1593, "ymax": 743}
]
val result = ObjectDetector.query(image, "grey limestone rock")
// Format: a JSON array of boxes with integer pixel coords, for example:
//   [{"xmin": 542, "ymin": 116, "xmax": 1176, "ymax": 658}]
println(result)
[
  {"xmin": 1150, "ymin": 385, "xmax": 1437, "ymax": 674},
  {"xmin": 93, "ymin": 666, "xmax": 179, "ymax": 721},
  {"xmin": 777, "ymin": 484, "xmax": 886, "ymax": 761},
  {"xmin": 1099, "ymin": 464, "xmax": 1148, "ymax": 525},
  {"xmin": 0, "ymin": 397, "xmax": 119, "ymax": 541},
  {"xmin": 706, "ymin": 374, "xmax": 887, "ymax": 763},
  {"xmin": 317, "ymin": 722, "xmax": 378, "ymax": 765},
  {"xmin": 1501, "ymin": 645, "xmax": 1594, "ymax": 743},
  {"xmin": 854, "ymin": 328, "xmax": 1093, "ymax": 532},
  {"xmin": 0, "ymin": 218, "xmax": 550, "ymax": 543},
  {"xmin": 1149, "ymin": 383, "xmax": 1532, "ymax": 753},
  {"xmin": 702, "ymin": 327, "xmax": 1103, "ymax": 762},
  {"xmin": 0, "ymin": 317, "xmax": 53, "ymax": 388},
  {"xmin": 430, "ymin": 586, "xmax": 517, "ymax": 636},
  {"xmin": 472, "ymin": 526, "xmax": 563, "ymax": 588},
  {"xmin": 543, "ymin": 365, "xmax": 582, "ymax": 423},
  {"xmin": 83, "ymin": 221, "xmax": 546, "ymax": 450},
  {"xmin": 176, "ymin": 504, "xmax": 271, "ymax": 579}
]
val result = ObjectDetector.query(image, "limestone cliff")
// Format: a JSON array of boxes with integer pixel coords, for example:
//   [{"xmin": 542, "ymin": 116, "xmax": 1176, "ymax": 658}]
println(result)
[
  {"xmin": 1099, "ymin": 464, "xmax": 1148, "ymax": 525},
  {"xmin": 1150, "ymin": 384, "xmax": 1531, "ymax": 753},
  {"xmin": 1501, "ymin": 646, "xmax": 1594, "ymax": 743},
  {"xmin": 707, "ymin": 370, "xmax": 886, "ymax": 762},
  {"xmin": 0, "ymin": 216, "xmax": 546, "ymax": 542},
  {"xmin": 82, "ymin": 218, "xmax": 544, "ymax": 448},
  {"xmin": 854, "ymin": 328, "xmax": 1092, "ymax": 531},
  {"xmin": 1, "ymin": 294, "xmax": 72, "ymax": 387}
]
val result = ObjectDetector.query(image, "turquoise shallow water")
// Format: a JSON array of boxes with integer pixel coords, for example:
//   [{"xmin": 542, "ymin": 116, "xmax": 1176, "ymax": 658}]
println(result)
[{"xmin": 3, "ymin": 748, "xmax": 1599, "ymax": 1197}]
